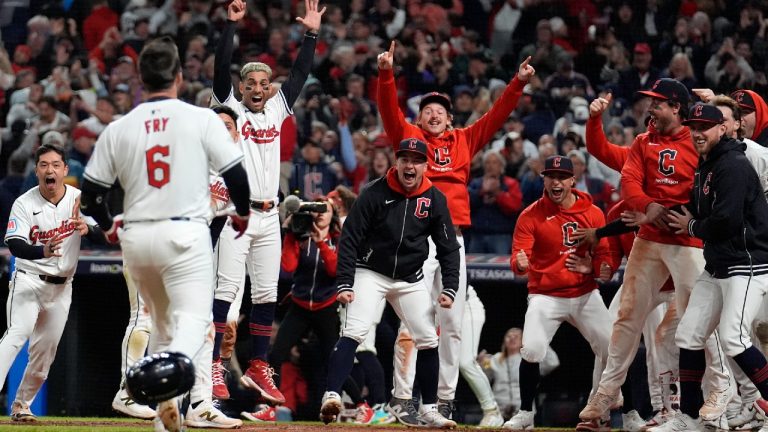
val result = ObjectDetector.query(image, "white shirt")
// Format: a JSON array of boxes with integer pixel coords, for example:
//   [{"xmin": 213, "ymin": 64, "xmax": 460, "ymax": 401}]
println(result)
[
  {"xmin": 744, "ymin": 138, "xmax": 768, "ymax": 195},
  {"xmin": 5, "ymin": 185, "xmax": 83, "ymax": 277},
  {"xmin": 84, "ymin": 98, "xmax": 244, "ymax": 223},
  {"xmin": 213, "ymin": 88, "xmax": 292, "ymax": 202}
]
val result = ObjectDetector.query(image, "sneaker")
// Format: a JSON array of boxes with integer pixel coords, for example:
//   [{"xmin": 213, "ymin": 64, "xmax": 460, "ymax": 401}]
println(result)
[
  {"xmin": 112, "ymin": 387, "xmax": 156, "ymax": 419},
  {"xmin": 419, "ymin": 404, "xmax": 457, "ymax": 429},
  {"xmin": 580, "ymin": 391, "xmax": 618, "ymax": 420},
  {"xmin": 369, "ymin": 404, "xmax": 397, "ymax": 425},
  {"xmin": 354, "ymin": 402, "xmax": 374, "ymax": 424},
  {"xmin": 438, "ymin": 398, "xmax": 455, "ymax": 419},
  {"xmin": 185, "ymin": 400, "xmax": 242, "ymax": 429},
  {"xmin": 755, "ymin": 399, "xmax": 768, "ymax": 418},
  {"xmin": 728, "ymin": 403, "xmax": 763, "ymax": 430},
  {"xmin": 10, "ymin": 401, "xmax": 36, "ymax": 422},
  {"xmin": 576, "ymin": 416, "xmax": 611, "ymax": 431},
  {"xmin": 700, "ymin": 386, "xmax": 734, "ymax": 421},
  {"xmin": 643, "ymin": 409, "xmax": 670, "ymax": 431},
  {"xmin": 479, "ymin": 406, "xmax": 505, "ymax": 427},
  {"xmin": 622, "ymin": 410, "xmax": 646, "ymax": 432},
  {"xmin": 212, "ymin": 359, "xmax": 230, "ymax": 400},
  {"xmin": 240, "ymin": 359, "xmax": 285, "ymax": 405},
  {"xmin": 242, "ymin": 405, "xmax": 276, "ymax": 422},
  {"xmin": 386, "ymin": 397, "xmax": 423, "ymax": 427},
  {"xmin": 320, "ymin": 391, "xmax": 342, "ymax": 424},
  {"xmin": 503, "ymin": 410, "xmax": 534, "ymax": 430},
  {"xmin": 156, "ymin": 397, "xmax": 183, "ymax": 432},
  {"xmin": 701, "ymin": 414, "xmax": 727, "ymax": 431},
  {"xmin": 647, "ymin": 412, "xmax": 702, "ymax": 432}
]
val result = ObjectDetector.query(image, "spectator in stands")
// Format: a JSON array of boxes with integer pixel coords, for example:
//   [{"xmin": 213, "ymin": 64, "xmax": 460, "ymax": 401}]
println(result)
[
  {"xmin": 518, "ymin": 20, "xmax": 570, "ymax": 80},
  {"xmin": 32, "ymin": 96, "xmax": 69, "ymax": 136},
  {"xmin": 664, "ymin": 52, "xmax": 699, "ymax": 92},
  {"xmin": 545, "ymin": 57, "xmax": 594, "ymax": 118},
  {"xmin": 495, "ymin": 132, "xmax": 529, "ymax": 180},
  {"xmin": 522, "ymin": 93, "xmax": 556, "ymax": 147},
  {"xmin": 479, "ymin": 328, "xmax": 559, "ymax": 420},
  {"xmin": 568, "ymin": 149, "xmax": 616, "ymax": 213},
  {"xmin": 705, "ymin": 37, "xmax": 755, "ymax": 94},
  {"xmin": 520, "ymin": 138, "xmax": 556, "ymax": 206},
  {"xmin": 467, "ymin": 150, "xmax": 522, "ymax": 254},
  {"xmin": 616, "ymin": 43, "xmax": 660, "ymax": 103},
  {"xmin": 452, "ymin": 85, "xmax": 475, "ymax": 128},
  {"xmin": 611, "ymin": 1, "xmax": 646, "ymax": 53},
  {"xmin": 657, "ymin": 16, "xmax": 707, "ymax": 75},
  {"xmin": 290, "ymin": 140, "xmax": 339, "ymax": 201}
]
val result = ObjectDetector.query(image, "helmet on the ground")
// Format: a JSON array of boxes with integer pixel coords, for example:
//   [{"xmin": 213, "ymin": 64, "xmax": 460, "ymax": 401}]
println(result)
[{"xmin": 125, "ymin": 352, "xmax": 195, "ymax": 405}]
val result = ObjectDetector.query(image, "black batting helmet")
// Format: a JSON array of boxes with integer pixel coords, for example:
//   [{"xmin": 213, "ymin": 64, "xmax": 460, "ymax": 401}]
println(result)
[{"xmin": 125, "ymin": 352, "xmax": 195, "ymax": 405}]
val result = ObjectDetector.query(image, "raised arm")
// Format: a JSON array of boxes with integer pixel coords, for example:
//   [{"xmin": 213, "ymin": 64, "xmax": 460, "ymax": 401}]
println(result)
[
  {"xmin": 212, "ymin": 0, "xmax": 245, "ymax": 103},
  {"xmin": 280, "ymin": 0, "xmax": 325, "ymax": 108},
  {"xmin": 585, "ymin": 93, "xmax": 629, "ymax": 172},
  {"xmin": 377, "ymin": 41, "xmax": 408, "ymax": 145}
]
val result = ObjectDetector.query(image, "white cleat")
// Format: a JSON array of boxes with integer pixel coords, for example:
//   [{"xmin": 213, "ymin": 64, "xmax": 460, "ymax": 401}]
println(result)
[
  {"xmin": 622, "ymin": 410, "xmax": 646, "ymax": 432},
  {"xmin": 479, "ymin": 406, "xmax": 505, "ymax": 427},
  {"xmin": 700, "ymin": 386, "xmax": 734, "ymax": 422},
  {"xmin": 418, "ymin": 404, "xmax": 457, "ymax": 429},
  {"xmin": 184, "ymin": 400, "xmax": 242, "ymax": 429},
  {"xmin": 503, "ymin": 410, "xmax": 534, "ymax": 430},
  {"xmin": 112, "ymin": 388, "xmax": 156, "ymax": 419},
  {"xmin": 319, "ymin": 391, "xmax": 342, "ymax": 424},
  {"xmin": 647, "ymin": 411, "xmax": 703, "ymax": 432}
]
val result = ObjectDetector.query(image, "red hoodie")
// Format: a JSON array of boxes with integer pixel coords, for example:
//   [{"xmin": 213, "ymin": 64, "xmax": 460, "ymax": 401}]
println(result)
[
  {"xmin": 512, "ymin": 189, "xmax": 610, "ymax": 298},
  {"xmin": 620, "ymin": 123, "xmax": 702, "ymax": 248},
  {"xmin": 744, "ymin": 90, "xmax": 768, "ymax": 145},
  {"xmin": 586, "ymin": 116, "xmax": 630, "ymax": 172},
  {"xmin": 377, "ymin": 68, "xmax": 525, "ymax": 226}
]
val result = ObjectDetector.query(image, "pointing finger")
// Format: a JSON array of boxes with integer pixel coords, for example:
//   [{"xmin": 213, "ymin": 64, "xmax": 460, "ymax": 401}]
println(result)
[
  {"xmin": 521, "ymin": 56, "xmax": 531, "ymax": 69},
  {"xmin": 389, "ymin": 40, "xmax": 395, "ymax": 57}
]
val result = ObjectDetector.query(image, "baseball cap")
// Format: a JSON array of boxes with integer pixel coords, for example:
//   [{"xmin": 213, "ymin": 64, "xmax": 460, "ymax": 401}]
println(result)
[
  {"xmin": 730, "ymin": 90, "xmax": 756, "ymax": 113},
  {"xmin": 682, "ymin": 103, "xmax": 724, "ymax": 128},
  {"xmin": 453, "ymin": 85, "xmax": 474, "ymax": 98},
  {"xmin": 72, "ymin": 126, "xmax": 98, "ymax": 141},
  {"xmin": 637, "ymin": 78, "xmax": 690, "ymax": 106},
  {"xmin": 41, "ymin": 130, "xmax": 65, "ymax": 146},
  {"xmin": 541, "ymin": 155, "xmax": 574, "ymax": 177},
  {"xmin": 117, "ymin": 55, "xmax": 134, "ymax": 65},
  {"xmin": 634, "ymin": 42, "xmax": 651, "ymax": 54},
  {"xmin": 419, "ymin": 92, "xmax": 452, "ymax": 112},
  {"xmin": 115, "ymin": 83, "xmax": 130, "ymax": 93},
  {"xmin": 396, "ymin": 138, "xmax": 428, "ymax": 160}
]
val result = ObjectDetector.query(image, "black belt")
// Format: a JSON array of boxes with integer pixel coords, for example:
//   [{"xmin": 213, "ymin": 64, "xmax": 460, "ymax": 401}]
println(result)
[
  {"xmin": 250, "ymin": 200, "xmax": 276, "ymax": 211},
  {"xmin": 124, "ymin": 217, "xmax": 197, "ymax": 225},
  {"xmin": 16, "ymin": 268, "xmax": 67, "ymax": 285}
]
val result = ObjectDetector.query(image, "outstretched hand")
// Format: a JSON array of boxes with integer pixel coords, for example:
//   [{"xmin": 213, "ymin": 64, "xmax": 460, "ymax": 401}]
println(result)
[
  {"xmin": 296, "ymin": 0, "xmax": 326, "ymax": 33},
  {"xmin": 518, "ymin": 56, "xmax": 535, "ymax": 82},
  {"xmin": 227, "ymin": 0, "xmax": 246, "ymax": 22},
  {"xmin": 378, "ymin": 40, "xmax": 395, "ymax": 70}
]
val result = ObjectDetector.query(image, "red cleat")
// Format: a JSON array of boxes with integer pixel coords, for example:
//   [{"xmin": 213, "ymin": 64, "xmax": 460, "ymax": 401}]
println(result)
[
  {"xmin": 241, "ymin": 404, "xmax": 276, "ymax": 422},
  {"xmin": 211, "ymin": 358, "xmax": 230, "ymax": 400},
  {"xmin": 240, "ymin": 359, "xmax": 286, "ymax": 405}
]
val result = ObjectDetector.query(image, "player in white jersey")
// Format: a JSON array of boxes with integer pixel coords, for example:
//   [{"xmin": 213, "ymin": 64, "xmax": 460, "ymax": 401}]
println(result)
[
  {"xmin": 2, "ymin": 144, "xmax": 98, "ymax": 422},
  {"xmin": 210, "ymin": 0, "xmax": 325, "ymax": 406},
  {"xmin": 80, "ymin": 37, "xmax": 251, "ymax": 432}
]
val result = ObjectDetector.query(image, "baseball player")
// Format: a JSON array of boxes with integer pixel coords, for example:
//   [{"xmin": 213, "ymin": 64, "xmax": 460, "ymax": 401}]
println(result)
[
  {"xmin": 376, "ymin": 40, "xmax": 535, "ymax": 419},
  {"xmin": 579, "ymin": 79, "xmax": 731, "ymax": 424},
  {"xmin": 80, "ymin": 37, "xmax": 251, "ymax": 432},
  {"xmin": 319, "ymin": 138, "xmax": 460, "ymax": 429},
  {"xmin": 210, "ymin": 0, "xmax": 324, "ymax": 406},
  {"xmin": 507, "ymin": 155, "xmax": 614, "ymax": 430},
  {"xmin": 1, "ymin": 144, "xmax": 96, "ymax": 422},
  {"xmin": 661, "ymin": 103, "xmax": 768, "ymax": 430}
]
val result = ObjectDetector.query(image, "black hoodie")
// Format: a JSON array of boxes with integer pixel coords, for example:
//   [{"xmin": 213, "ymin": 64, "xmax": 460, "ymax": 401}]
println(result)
[{"xmin": 686, "ymin": 136, "xmax": 768, "ymax": 277}]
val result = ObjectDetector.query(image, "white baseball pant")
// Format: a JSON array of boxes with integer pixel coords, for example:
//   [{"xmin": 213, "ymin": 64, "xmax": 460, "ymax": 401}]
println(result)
[
  {"xmin": 118, "ymin": 266, "xmax": 151, "ymax": 386},
  {"xmin": 606, "ymin": 284, "xmax": 668, "ymax": 411},
  {"xmin": 521, "ymin": 290, "xmax": 612, "ymax": 397},
  {"xmin": 120, "ymin": 220, "xmax": 213, "ymax": 362},
  {"xmin": 459, "ymin": 286, "xmax": 497, "ymax": 411},
  {"xmin": 190, "ymin": 323, "xmax": 215, "ymax": 403},
  {"xmin": 393, "ymin": 235, "xmax": 466, "ymax": 400},
  {"xmin": 340, "ymin": 268, "xmax": 438, "ymax": 350},
  {"xmin": 0, "ymin": 271, "xmax": 72, "ymax": 405},
  {"xmin": 596, "ymin": 239, "xmax": 730, "ymax": 398}
]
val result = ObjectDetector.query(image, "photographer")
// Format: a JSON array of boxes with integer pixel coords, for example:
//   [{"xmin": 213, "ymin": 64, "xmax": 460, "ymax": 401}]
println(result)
[{"xmin": 267, "ymin": 198, "xmax": 342, "ymax": 415}]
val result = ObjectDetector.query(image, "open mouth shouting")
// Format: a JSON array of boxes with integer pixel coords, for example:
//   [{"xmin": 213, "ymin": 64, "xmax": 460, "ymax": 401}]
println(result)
[
  {"xmin": 549, "ymin": 186, "xmax": 564, "ymax": 201},
  {"xmin": 44, "ymin": 175, "xmax": 56, "ymax": 188}
]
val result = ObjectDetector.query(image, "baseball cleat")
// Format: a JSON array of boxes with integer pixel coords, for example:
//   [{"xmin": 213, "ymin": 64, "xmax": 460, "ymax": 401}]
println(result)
[
  {"xmin": 700, "ymin": 386, "xmax": 734, "ymax": 421},
  {"xmin": 642, "ymin": 409, "xmax": 670, "ymax": 430},
  {"xmin": 112, "ymin": 387, "xmax": 156, "ymax": 419},
  {"xmin": 419, "ymin": 404, "xmax": 457, "ymax": 429},
  {"xmin": 580, "ymin": 391, "xmax": 618, "ymax": 420},
  {"xmin": 354, "ymin": 402, "xmax": 374, "ymax": 424},
  {"xmin": 437, "ymin": 398, "xmax": 455, "ymax": 419},
  {"xmin": 503, "ymin": 409, "xmax": 534, "ymax": 430},
  {"xmin": 320, "ymin": 391, "xmax": 342, "ymax": 424},
  {"xmin": 211, "ymin": 359, "xmax": 230, "ymax": 400},
  {"xmin": 240, "ymin": 359, "xmax": 285, "ymax": 405},
  {"xmin": 622, "ymin": 409, "xmax": 646, "ymax": 432},
  {"xmin": 184, "ymin": 400, "xmax": 242, "ymax": 429},
  {"xmin": 386, "ymin": 397, "xmax": 423, "ymax": 427},
  {"xmin": 241, "ymin": 405, "xmax": 276, "ymax": 422},
  {"xmin": 10, "ymin": 401, "xmax": 36, "ymax": 422},
  {"xmin": 576, "ymin": 416, "xmax": 611, "ymax": 432},
  {"xmin": 646, "ymin": 412, "xmax": 702, "ymax": 431},
  {"xmin": 728, "ymin": 403, "xmax": 763, "ymax": 430},
  {"xmin": 479, "ymin": 406, "xmax": 505, "ymax": 427}
]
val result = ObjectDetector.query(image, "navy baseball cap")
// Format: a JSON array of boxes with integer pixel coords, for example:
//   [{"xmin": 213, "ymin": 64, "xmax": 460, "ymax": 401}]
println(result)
[
  {"xmin": 396, "ymin": 138, "xmax": 428, "ymax": 160},
  {"xmin": 730, "ymin": 90, "xmax": 756, "ymax": 113},
  {"xmin": 637, "ymin": 78, "xmax": 690, "ymax": 106},
  {"xmin": 682, "ymin": 103, "xmax": 724, "ymax": 128},
  {"xmin": 541, "ymin": 155, "xmax": 574, "ymax": 177},
  {"xmin": 419, "ymin": 92, "xmax": 452, "ymax": 112}
]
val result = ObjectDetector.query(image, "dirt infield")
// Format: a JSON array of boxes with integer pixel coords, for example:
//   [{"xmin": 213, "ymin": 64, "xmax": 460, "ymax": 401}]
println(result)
[{"xmin": 0, "ymin": 417, "xmax": 579, "ymax": 431}]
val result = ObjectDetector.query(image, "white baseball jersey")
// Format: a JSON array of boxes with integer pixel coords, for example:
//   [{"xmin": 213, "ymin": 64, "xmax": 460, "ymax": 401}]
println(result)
[
  {"xmin": 84, "ymin": 99, "xmax": 243, "ymax": 222},
  {"xmin": 745, "ymin": 138, "xmax": 768, "ymax": 195},
  {"xmin": 213, "ymin": 88, "xmax": 291, "ymax": 202},
  {"xmin": 209, "ymin": 172, "xmax": 231, "ymax": 221},
  {"xmin": 5, "ymin": 185, "xmax": 82, "ymax": 277}
]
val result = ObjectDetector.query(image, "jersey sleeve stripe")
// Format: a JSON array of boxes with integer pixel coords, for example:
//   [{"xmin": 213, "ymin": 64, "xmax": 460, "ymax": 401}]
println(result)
[
  {"xmin": 278, "ymin": 89, "xmax": 293, "ymax": 115},
  {"xmin": 5, "ymin": 235, "xmax": 28, "ymax": 243},
  {"xmin": 212, "ymin": 87, "xmax": 234, "ymax": 105},
  {"xmin": 83, "ymin": 172, "xmax": 113, "ymax": 189},
  {"xmin": 216, "ymin": 155, "xmax": 245, "ymax": 175}
]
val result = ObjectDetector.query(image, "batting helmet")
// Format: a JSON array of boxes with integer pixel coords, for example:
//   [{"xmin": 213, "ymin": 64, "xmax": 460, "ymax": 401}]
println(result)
[{"xmin": 125, "ymin": 352, "xmax": 195, "ymax": 405}]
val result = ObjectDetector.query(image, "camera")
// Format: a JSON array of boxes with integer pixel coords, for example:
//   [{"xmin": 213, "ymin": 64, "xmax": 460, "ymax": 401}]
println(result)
[{"xmin": 284, "ymin": 195, "xmax": 328, "ymax": 239}]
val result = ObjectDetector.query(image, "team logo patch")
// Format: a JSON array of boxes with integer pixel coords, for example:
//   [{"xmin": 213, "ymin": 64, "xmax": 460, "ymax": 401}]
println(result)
[
  {"xmin": 562, "ymin": 222, "xmax": 579, "ymax": 247},
  {"xmin": 414, "ymin": 197, "xmax": 431, "ymax": 219},
  {"xmin": 703, "ymin": 172, "xmax": 712, "ymax": 195},
  {"xmin": 6, "ymin": 218, "xmax": 16, "ymax": 234}
]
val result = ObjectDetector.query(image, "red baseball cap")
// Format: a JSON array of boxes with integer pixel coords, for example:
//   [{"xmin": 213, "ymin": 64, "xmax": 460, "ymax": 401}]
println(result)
[
  {"xmin": 72, "ymin": 126, "xmax": 98, "ymax": 141},
  {"xmin": 634, "ymin": 43, "xmax": 651, "ymax": 54}
]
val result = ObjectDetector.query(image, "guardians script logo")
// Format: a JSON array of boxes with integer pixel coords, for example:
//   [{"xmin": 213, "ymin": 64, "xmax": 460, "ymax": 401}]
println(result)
[
  {"xmin": 209, "ymin": 180, "xmax": 229, "ymax": 202},
  {"xmin": 242, "ymin": 121, "xmax": 279, "ymax": 144},
  {"xmin": 30, "ymin": 220, "xmax": 77, "ymax": 244}
]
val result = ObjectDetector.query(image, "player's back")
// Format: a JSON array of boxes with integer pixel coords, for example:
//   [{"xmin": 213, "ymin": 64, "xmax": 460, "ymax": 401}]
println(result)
[{"xmin": 87, "ymin": 99, "xmax": 241, "ymax": 222}]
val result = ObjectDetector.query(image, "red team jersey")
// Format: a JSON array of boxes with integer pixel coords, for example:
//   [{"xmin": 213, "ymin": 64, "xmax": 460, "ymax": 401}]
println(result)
[
  {"xmin": 377, "ymin": 68, "xmax": 525, "ymax": 226},
  {"xmin": 512, "ymin": 190, "xmax": 611, "ymax": 298},
  {"xmin": 620, "ymin": 124, "xmax": 702, "ymax": 248},
  {"xmin": 585, "ymin": 117, "xmax": 630, "ymax": 173}
]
